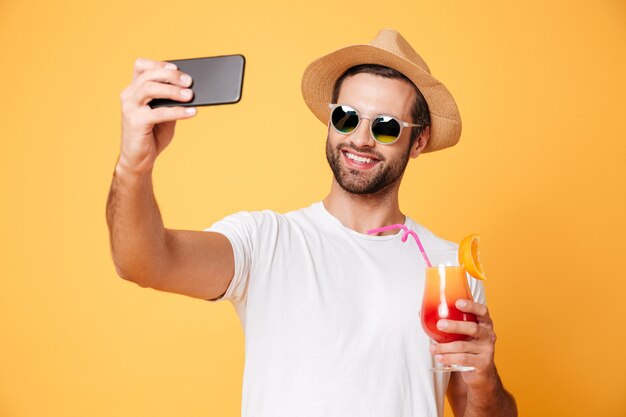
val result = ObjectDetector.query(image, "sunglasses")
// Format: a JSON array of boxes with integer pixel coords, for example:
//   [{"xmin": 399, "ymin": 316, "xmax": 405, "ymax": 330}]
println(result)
[{"xmin": 328, "ymin": 103, "xmax": 421, "ymax": 145}]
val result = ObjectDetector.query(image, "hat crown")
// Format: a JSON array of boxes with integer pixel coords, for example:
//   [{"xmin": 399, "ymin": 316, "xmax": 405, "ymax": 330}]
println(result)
[{"xmin": 369, "ymin": 29, "xmax": 431, "ymax": 74}]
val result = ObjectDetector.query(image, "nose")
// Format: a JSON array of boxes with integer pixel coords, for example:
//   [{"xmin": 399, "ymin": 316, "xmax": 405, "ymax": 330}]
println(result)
[{"xmin": 349, "ymin": 117, "xmax": 376, "ymax": 148}]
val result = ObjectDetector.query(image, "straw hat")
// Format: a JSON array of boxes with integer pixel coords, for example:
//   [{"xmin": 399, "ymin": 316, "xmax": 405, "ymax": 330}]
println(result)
[{"xmin": 301, "ymin": 28, "xmax": 462, "ymax": 153}]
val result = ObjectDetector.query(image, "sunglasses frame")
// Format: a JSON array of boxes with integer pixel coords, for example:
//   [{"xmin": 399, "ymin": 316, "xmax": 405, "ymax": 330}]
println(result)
[{"xmin": 328, "ymin": 103, "xmax": 421, "ymax": 145}]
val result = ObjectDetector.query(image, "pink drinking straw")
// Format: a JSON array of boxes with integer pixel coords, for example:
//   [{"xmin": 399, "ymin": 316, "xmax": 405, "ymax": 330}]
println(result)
[{"xmin": 367, "ymin": 224, "xmax": 432, "ymax": 268}]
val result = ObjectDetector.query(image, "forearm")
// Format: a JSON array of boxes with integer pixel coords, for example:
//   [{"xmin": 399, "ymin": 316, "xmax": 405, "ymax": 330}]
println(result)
[
  {"xmin": 105, "ymin": 157, "xmax": 169, "ymax": 285},
  {"xmin": 463, "ymin": 370, "xmax": 517, "ymax": 417}
]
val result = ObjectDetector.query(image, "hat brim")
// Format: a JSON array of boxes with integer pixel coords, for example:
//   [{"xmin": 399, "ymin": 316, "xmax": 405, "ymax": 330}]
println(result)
[{"xmin": 301, "ymin": 44, "xmax": 461, "ymax": 153}]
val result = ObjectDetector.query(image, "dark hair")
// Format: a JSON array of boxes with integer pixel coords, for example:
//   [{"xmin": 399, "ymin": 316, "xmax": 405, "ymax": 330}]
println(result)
[{"xmin": 331, "ymin": 64, "xmax": 430, "ymax": 145}]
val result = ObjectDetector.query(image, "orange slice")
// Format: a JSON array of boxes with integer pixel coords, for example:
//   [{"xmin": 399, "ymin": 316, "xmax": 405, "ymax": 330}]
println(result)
[{"xmin": 458, "ymin": 234, "xmax": 486, "ymax": 281}]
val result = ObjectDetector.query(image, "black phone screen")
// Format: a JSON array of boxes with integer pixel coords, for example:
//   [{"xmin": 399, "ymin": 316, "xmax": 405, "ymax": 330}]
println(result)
[{"xmin": 149, "ymin": 54, "xmax": 245, "ymax": 108}]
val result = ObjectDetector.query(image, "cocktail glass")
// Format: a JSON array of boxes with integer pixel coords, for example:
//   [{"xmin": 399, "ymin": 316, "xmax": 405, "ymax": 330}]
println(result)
[{"xmin": 420, "ymin": 249, "xmax": 478, "ymax": 372}]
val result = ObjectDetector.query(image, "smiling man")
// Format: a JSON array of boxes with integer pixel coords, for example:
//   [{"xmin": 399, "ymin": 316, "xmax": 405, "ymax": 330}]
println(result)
[{"xmin": 107, "ymin": 29, "xmax": 517, "ymax": 417}]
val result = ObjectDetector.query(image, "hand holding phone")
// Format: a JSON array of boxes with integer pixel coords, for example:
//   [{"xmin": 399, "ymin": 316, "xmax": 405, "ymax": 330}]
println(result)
[
  {"xmin": 148, "ymin": 54, "xmax": 245, "ymax": 108},
  {"xmin": 118, "ymin": 55, "xmax": 245, "ymax": 176}
]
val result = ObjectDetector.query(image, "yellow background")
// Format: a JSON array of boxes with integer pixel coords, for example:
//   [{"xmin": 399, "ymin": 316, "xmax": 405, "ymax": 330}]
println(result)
[{"xmin": 1, "ymin": 0, "xmax": 625, "ymax": 415}]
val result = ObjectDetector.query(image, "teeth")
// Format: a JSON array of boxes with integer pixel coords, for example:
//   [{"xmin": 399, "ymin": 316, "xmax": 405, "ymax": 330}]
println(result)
[{"xmin": 346, "ymin": 152, "xmax": 375, "ymax": 164}]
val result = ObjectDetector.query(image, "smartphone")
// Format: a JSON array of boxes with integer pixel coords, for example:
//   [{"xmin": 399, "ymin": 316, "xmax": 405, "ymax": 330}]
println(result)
[{"xmin": 149, "ymin": 54, "xmax": 245, "ymax": 108}]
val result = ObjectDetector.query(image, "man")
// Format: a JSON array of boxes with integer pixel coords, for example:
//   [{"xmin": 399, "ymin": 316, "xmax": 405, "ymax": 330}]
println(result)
[{"xmin": 107, "ymin": 29, "xmax": 517, "ymax": 417}]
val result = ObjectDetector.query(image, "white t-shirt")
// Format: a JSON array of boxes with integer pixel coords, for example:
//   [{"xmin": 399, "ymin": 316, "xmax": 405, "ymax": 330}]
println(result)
[{"xmin": 206, "ymin": 202, "xmax": 485, "ymax": 417}]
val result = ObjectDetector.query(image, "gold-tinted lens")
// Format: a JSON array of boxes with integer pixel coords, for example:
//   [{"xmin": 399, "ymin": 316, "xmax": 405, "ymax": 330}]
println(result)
[{"xmin": 372, "ymin": 116, "xmax": 401, "ymax": 143}]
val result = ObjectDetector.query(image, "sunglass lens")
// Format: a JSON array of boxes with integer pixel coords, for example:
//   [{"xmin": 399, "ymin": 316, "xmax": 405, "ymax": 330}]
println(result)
[
  {"xmin": 372, "ymin": 116, "xmax": 401, "ymax": 143},
  {"xmin": 331, "ymin": 105, "xmax": 359, "ymax": 134}
]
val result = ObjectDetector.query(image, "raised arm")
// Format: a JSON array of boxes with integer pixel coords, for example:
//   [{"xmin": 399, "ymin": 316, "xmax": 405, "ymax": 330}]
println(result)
[{"xmin": 105, "ymin": 58, "xmax": 233, "ymax": 300}]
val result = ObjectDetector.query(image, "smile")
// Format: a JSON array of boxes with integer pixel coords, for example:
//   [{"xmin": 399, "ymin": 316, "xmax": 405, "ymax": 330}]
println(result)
[
  {"xmin": 346, "ymin": 151, "xmax": 375, "ymax": 164},
  {"xmin": 341, "ymin": 150, "xmax": 380, "ymax": 169}
]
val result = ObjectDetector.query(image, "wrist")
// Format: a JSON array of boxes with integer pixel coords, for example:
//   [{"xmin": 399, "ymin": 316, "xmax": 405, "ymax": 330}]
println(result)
[
  {"xmin": 467, "ymin": 366, "xmax": 501, "ymax": 396},
  {"xmin": 115, "ymin": 154, "xmax": 154, "ymax": 180},
  {"xmin": 465, "ymin": 372, "xmax": 517, "ymax": 417}
]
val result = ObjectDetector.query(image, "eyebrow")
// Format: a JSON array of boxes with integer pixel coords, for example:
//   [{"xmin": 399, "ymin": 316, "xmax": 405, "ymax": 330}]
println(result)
[{"xmin": 340, "ymin": 102, "xmax": 406, "ymax": 122}]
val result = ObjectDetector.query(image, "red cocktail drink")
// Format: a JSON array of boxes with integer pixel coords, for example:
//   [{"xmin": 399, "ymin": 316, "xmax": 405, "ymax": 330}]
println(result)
[{"xmin": 420, "ymin": 264, "xmax": 477, "ymax": 343}]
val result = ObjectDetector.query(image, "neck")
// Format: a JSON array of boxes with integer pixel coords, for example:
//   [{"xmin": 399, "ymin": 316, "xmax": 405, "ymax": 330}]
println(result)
[{"xmin": 322, "ymin": 179, "xmax": 405, "ymax": 235}]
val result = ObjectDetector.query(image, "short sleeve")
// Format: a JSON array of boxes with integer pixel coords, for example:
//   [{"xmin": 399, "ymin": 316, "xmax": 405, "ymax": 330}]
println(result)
[{"xmin": 203, "ymin": 211, "xmax": 257, "ymax": 303}]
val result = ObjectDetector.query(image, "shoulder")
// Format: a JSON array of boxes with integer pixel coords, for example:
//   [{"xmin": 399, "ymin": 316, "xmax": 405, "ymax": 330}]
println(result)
[
  {"xmin": 284, "ymin": 201, "xmax": 325, "ymax": 223},
  {"xmin": 405, "ymin": 216, "xmax": 458, "ymax": 251},
  {"xmin": 206, "ymin": 202, "xmax": 323, "ymax": 235},
  {"xmin": 207, "ymin": 208, "xmax": 280, "ymax": 228}
]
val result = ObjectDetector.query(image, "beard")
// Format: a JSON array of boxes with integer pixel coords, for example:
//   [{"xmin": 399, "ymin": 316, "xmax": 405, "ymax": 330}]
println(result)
[{"xmin": 325, "ymin": 136, "xmax": 411, "ymax": 195}]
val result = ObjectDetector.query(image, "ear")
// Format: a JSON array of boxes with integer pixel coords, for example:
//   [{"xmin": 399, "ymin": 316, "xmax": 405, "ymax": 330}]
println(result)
[{"xmin": 409, "ymin": 126, "xmax": 430, "ymax": 159}]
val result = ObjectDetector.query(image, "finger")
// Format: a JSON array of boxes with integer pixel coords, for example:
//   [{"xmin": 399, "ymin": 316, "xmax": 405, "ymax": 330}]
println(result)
[
  {"xmin": 134, "ymin": 66, "xmax": 193, "ymax": 88},
  {"xmin": 131, "ymin": 81, "xmax": 194, "ymax": 107},
  {"xmin": 126, "ymin": 106, "xmax": 197, "ymax": 128},
  {"xmin": 455, "ymin": 299, "xmax": 493, "ymax": 325},
  {"xmin": 123, "ymin": 67, "xmax": 193, "ymax": 103},
  {"xmin": 434, "ymin": 352, "xmax": 481, "ymax": 368},
  {"xmin": 151, "ymin": 105, "xmax": 197, "ymax": 124},
  {"xmin": 132, "ymin": 57, "xmax": 177, "ymax": 81},
  {"xmin": 437, "ymin": 319, "xmax": 489, "ymax": 340},
  {"xmin": 430, "ymin": 340, "xmax": 482, "ymax": 355}
]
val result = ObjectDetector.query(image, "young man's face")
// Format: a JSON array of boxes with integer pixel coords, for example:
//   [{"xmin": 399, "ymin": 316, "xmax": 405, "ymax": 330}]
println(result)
[{"xmin": 326, "ymin": 72, "xmax": 426, "ymax": 195}]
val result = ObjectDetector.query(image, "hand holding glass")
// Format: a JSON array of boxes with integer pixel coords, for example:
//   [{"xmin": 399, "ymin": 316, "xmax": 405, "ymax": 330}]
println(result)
[
  {"xmin": 365, "ymin": 226, "xmax": 484, "ymax": 372},
  {"xmin": 420, "ymin": 250, "xmax": 478, "ymax": 372}
]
